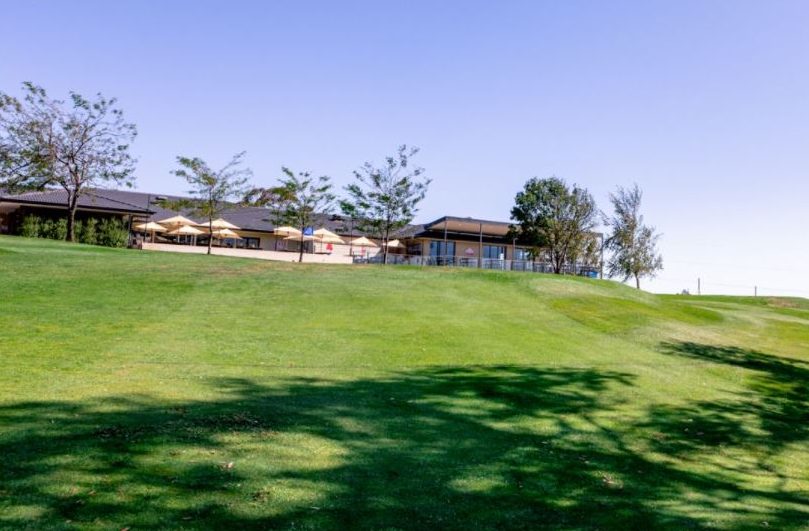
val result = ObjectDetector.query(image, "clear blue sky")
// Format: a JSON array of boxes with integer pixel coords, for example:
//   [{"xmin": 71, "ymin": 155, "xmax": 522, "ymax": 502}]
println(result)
[{"xmin": 3, "ymin": 0, "xmax": 808, "ymax": 296}]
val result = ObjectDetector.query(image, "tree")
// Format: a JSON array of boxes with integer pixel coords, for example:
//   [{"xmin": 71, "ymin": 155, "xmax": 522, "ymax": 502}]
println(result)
[
  {"xmin": 166, "ymin": 152, "xmax": 252, "ymax": 255},
  {"xmin": 509, "ymin": 177, "xmax": 598, "ymax": 274},
  {"xmin": 603, "ymin": 183, "xmax": 663, "ymax": 289},
  {"xmin": 246, "ymin": 168, "xmax": 334, "ymax": 263},
  {"xmin": 340, "ymin": 145, "xmax": 430, "ymax": 264},
  {"xmin": 0, "ymin": 82, "xmax": 137, "ymax": 242}
]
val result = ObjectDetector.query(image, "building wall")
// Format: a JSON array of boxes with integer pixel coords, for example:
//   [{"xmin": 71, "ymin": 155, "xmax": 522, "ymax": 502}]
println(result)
[{"xmin": 411, "ymin": 237, "xmax": 530, "ymax": 260}]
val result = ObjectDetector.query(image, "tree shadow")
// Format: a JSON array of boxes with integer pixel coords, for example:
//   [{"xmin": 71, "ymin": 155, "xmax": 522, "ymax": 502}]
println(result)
[
  {"xmin": 653, "ymin": 342, "xmax": 809, "ymax": 451},
  {"xmin": 1, "ymin": 363, "xmax": 807, "ymax": 529}
]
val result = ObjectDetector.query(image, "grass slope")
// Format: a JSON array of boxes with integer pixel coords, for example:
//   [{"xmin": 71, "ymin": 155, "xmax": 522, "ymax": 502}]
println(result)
[{"xmin": 1, "ymin": 235, "xmax": 807, "ymax": 530}]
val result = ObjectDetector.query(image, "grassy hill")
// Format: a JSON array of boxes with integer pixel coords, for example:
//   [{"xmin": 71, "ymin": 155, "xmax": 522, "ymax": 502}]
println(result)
[{"xmin": 1, "ymin": 235, "xmax": 807, "ymax": 529}]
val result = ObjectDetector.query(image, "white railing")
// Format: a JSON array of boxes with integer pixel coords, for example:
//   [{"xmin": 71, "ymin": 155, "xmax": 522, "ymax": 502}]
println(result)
[{"xmin": 353, "ymin": 254, "xmax": 600, "ymax": 277}]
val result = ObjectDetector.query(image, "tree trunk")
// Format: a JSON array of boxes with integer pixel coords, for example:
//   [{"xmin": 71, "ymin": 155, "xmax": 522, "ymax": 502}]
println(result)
[
  {"xmin": 382, "ymin": 228, "xmax": 389, "ymax": 265},
  {"xmin": 635, "ymin": 274, "xmax": 640, "ymax": 289},
  {"xmin": 66, "ymin": 189, "xmax": 79, "ymax": 242},
  {"xmin": 207, "ymin": 218, "xmax": 213, "ymax": 255},
  {"xmin": 553, "ymin": 252, "xmax": 563, "ymax": 274},
  {"xmin": 298, "ymin": 229, "xmax": 304, "ymax": 263}
]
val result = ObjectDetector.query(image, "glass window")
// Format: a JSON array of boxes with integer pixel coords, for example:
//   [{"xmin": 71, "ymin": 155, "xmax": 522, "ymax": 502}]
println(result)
[
  {"xmin": 513, "ymin": 247, "xmax": 531, "ymax": 260},
  {"xmin": 429, "ymin": 240, "xmax": 455, "ymax": 257},
  {"xmin": 483, "ymin": 245, "xmax": 505, "ymax": 259}
]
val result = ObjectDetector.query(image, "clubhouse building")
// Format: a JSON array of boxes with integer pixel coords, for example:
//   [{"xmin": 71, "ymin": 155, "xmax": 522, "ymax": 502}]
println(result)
[{"xmin": 0, "ymin": 188, "xmax": 601, "ymax": 275}]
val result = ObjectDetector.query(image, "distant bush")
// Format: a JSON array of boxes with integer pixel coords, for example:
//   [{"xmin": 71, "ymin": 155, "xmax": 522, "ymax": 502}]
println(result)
[
  {"xmin": 80, "ymin": 218, "xmax": 98, "ymax": 245},
  {"xmin": 39, "ymin": 219, "xmax": 58, "ymax": 240},
  {"xmin": 19, "ymin": 215, "xmax": 40, "ymax": 238},
  {"xmin": 97, "ymin": 218, "xmax": 128, "ymax": 248},
  {"xmin": 14, "ymin": 214, "xmax": 126, "ymax": 247}
]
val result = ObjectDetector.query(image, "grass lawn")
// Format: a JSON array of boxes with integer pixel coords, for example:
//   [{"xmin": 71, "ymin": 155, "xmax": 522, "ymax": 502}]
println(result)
[{"xmin": 1, "ymin": 235, "xmax": 807, "ymax": 529}]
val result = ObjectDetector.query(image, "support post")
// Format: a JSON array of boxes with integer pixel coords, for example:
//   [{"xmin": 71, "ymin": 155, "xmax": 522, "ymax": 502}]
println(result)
[
  {"xmin": 479, "ymin": 223, "xmax": 483, "ymax": 268},
  {"xmin": 443, "ymin": 222, "xmax": 448, "ymax": 266}
]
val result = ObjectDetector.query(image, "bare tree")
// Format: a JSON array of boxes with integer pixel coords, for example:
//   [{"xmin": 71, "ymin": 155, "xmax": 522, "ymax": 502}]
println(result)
[
  {"xmin": 603, "ymin": 184, "xmax": 663, "ymax": 289},
  {"xmin": 0, "ymin": 82, "xmax": 137, "ymax": 241},
  {"xmin": 340, "ymin": 145, "xmax": 430, "ymax": 264},
  {"xmin": 165, "ymin": 152, "xmax": 252, "ymax": 255}
]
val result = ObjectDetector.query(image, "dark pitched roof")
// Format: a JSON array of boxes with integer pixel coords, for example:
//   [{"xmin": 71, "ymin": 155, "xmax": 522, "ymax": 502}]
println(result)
[
  {"xmin": 1, "ymin": 187, "xmax": 484, "ymax": 239},
  {"xmin": 1, "ymin": 188, "xmax": 153, "ymax": 214}
]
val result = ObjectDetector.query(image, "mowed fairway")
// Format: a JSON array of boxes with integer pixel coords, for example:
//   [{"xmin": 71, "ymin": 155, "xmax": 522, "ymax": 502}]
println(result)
[{"xmin": 1, "ymin": 236, "xmax": 807, "ymax": 530}]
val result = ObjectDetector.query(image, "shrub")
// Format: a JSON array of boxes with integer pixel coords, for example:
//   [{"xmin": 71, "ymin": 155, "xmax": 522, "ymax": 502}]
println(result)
[
  {"xmin": 80, "ymin": 218, "xmax": 98, "ymax": 245},
  {"xmin": 19, "ymin": 215, "xmax": 40, "ymax": 238},
  {"xmin": 39, "ymin": 219, "xmax": 55, "ymax": 239},
  {"xmin": 97, "ymin": 218, "xmax": 128, "ymax": 248},
  {"xmin": 52, "ymin": 219, "xmax": 68, "ymax": 241}
]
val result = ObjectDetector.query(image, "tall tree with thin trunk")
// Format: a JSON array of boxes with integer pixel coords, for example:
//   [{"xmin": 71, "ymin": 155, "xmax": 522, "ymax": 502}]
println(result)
[
  {"xmin": 340, "ymin": 145, "xmax": 430, "ymax": 264},
  {"xmin": 509, "ymin": 177, "xmax": 598, "ymax": 274},
  {"xmin": 603, "ymin": 183, "xmax": 663, "ymax": 289},
  {"xmin": 0, "ymin": 82, "xmax": 137, "ymax": 242},
  {"xmin": 165, "ymin": 152, "xmax": 252, "ymax": 255},
  {"xmin": 246, "ymin": 168, "xmax": 334, "ymax": 263}
]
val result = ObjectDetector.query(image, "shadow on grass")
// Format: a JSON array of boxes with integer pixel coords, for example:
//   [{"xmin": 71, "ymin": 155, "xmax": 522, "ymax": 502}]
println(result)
[
  {"xmin": 1, "ymin": 362, "xmax": 807, "ymax": 529},
  {"xmin": 654, "ymin": 342, "xmax": 809, "ymax": 451}
]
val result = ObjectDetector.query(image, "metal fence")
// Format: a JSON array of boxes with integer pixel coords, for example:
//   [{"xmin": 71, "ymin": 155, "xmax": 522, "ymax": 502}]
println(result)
[{"xmin": 353, "ymin": 254, "xmax": 600, "ymax": 277}]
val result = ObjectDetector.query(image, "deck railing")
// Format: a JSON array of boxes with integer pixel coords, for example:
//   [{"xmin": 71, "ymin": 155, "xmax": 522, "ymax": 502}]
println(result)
[{"xmin": 353, "ymin": 254, "xmax": 600, "ymax": 277}]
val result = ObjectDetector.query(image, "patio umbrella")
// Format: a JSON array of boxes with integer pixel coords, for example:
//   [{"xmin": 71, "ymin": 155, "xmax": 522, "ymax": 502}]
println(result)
[
  {"xmin": 167, "ymin": 224, "xmax": 203, "ymax": 245},
  {"xmin": 134, "ymin": 221, "xmax": 167, "ymax": 243},
  {"xmin": 274, "ymin": 226, "xmax": 301, "ymax": 236},
  {"xmin": 157, "ymin": 215, "xmax": 197, "ymax": 226},
  {"xmin": 312, "ymin": 228, "xmax": 344, "ymax": 252},
  {"xmin": 313, "ymin": 228, "xmax": 339, "ymax": 238},
  {"xmin": 350, "ymin": 236, "xmax": 378, "ymax": 248},
  {"xmin": 167, "ymin": 225, "xmax": 204, "ymax": 235},
  {"xmin": 198, "ymin": 218, "xmax": 240, "ymax": 230},
  {"xmin": 313, "ymin": 229, "xmax": 343, "ymax": 241},
  {"xmin": 212, "ymin": 228, "xmax": 243, "ymax": 239},
  {"xmin": 350, "ymin": 236, "xmax": 377, "ymax": 258},
  {"xmin": 384, "ymin": 239, "xmax": 403, "ymax": 248}
]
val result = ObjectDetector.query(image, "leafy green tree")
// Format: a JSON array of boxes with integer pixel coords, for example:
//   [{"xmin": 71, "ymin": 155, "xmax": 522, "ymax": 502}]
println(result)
[
  {"xmin": 246, "ymin": 168, "xmax": 335, "ymax": 263},
  {"xmin": 509, "ymin": 177, "xmax": 598, "ymax": 274},
  {"xmin": 165, "ymin": 152, "xmax": 252, "ymax": 255},
  {"xmin": 603, "ymin": 184, "xmax": 663, "ymax": 289},
  {"xmin": 0, "ymin": 82, "xmax": 137, "ymax": 242},
  {"xmin": 340, "ymin": 145, "xmax": 430, "ymax": 264}
]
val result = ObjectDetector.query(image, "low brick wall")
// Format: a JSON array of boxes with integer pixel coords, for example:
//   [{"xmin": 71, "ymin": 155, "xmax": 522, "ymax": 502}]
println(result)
[{"xmin": 142, "ymin": 243, "xmax": 354, "ymax": 264}]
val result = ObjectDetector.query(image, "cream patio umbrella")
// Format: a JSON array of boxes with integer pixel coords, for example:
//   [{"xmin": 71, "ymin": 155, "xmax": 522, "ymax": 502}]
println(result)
[
  {"xmin": 313, "ymin": 228, "xmax": 345, "ymax": 252},
  {"xmin": 211, "ymin": 228, "xmax": 244, "ymax": 246},
  {"xmin": 384, "ymin": 239, "xmax": 403, "ymax": 248},
  {"xmin": 167, "ymin": 224, "xmax": 204, "ymax": 245},
  {"xmin": 350, "ymin": 236, "xmax": 378, "ymax": 258},
  {"xmin": 285, "ymin": 234, "xmax": 316, "ymax": 242},
  {"xmin": 198, "ymin": 218, "xmax": 240, "ymax": 230},
  {"xmin": 211, "ymin": 228, "xmax": 242, "ymax": 239},
  {"xmin": 157, "ymin": 215, "xmax": 197, "ymax": 227},
  {"xmin": 134, "ymin": 221, "xmax": 167, "ymax": 243},
  {"xmin": 273, "ymin": 226, "xmax": 301, "ymax": 236},
  {"xmin": 350, "ymin": 236, "xmax": 378, "ymax": 247},
  {"xmin": 313, "ymin": 228, "xmax": 341, "ymax": 240}
]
